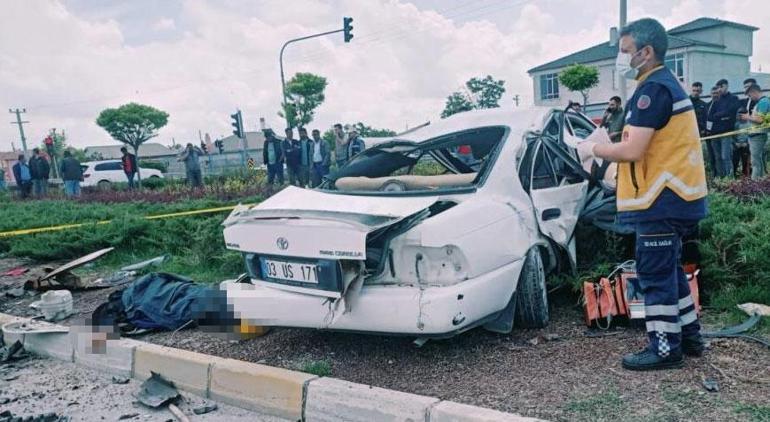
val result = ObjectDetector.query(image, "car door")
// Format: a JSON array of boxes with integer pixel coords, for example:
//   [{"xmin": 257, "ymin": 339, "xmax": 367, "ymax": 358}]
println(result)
[{"xmin": 521, "ymin": 112, "xmax": 590, "ymax": 251}]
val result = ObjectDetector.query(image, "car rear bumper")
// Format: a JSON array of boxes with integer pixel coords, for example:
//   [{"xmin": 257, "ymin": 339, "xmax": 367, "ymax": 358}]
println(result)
[{"xmin": 220, "ymin": 257, "xmax": 523, "ymax": 336}]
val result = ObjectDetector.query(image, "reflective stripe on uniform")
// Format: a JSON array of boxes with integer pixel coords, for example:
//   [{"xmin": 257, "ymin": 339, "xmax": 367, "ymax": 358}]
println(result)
[
  {"xmin": 672, "ymin": 99, "xmax": 693, "ymax": 112},
  {"xmin": 616, "ymin": 171, "xmax": 708, "ymax": 208},
  {"xmin": 678, "ymin": 295, "xmax": 694, "ymax": 309},
  {"xmin": 645, "ymin": 304, "xmax": 679, "ymax": 317},
  {"xmin": 680, "ymin": 309, "xmax": 698, "ymax": 325},
  {"xmin": 646, "ymin": 320, "xmax": 682, "ymax": 333}
]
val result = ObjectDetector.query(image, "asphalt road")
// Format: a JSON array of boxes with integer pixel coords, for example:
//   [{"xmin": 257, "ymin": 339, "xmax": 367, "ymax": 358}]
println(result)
[{"xmin": 0, "ymin": 355, "xmax": 289, "ymax": 422}]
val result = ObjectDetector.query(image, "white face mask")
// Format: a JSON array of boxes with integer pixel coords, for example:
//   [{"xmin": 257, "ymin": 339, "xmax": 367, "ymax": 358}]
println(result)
[{"xmin": 616, "ymin": 50, "xmax": 644, "ymax": 80}]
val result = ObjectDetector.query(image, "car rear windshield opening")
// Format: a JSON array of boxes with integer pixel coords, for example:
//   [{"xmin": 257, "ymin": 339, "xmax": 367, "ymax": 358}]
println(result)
[{"xmin": 326, "ymin": 126, "xmax": 506, "ymax": 194}]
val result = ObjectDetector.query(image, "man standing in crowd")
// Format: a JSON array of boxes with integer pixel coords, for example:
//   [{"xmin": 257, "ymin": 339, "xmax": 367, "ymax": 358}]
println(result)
[
  {"xmin": 704, "ymin": 86, "xmax": 721, "ymax": 179},
  {"xmin": 283, "ymin": 128, "xmax": 301, "ymax": 186},
  {"xmin": 262, "ymin": 129, "xmax": 285, "ymax": 189},
  {"xmin": 178, "ymin": 143, "xmax": 204, "ymax": 188},
  {"xmin": 12, "ymin": 154, "xmax": 32, "ymax": 199},
  {"xmin": 297, "ymin": 127, "xmax": 313, "ymax": 187},
  {"xmin": 59, "ymin": 150, "xmax": 83, "ymax": 198},
  {"xmin": 29, "ymin": 148, "xmax": 50, "ymax": 197},
  {"xmin": 569, "ymin": 101, "xmax": 582, "ymax": 113},
  {"xmin": 578, "ymin": 18, "xmax": 706, "ymax": 370},
  {"xmin": 333, "ymin": 123, "xmax": 348, "ymax": 169},
  {"xmin": 740, "ymin": 84, "xmax": 769, "ymax": 179},
  {"xmin": 706, "ymin": 79, "xmax": 739, "ymax": 177},
  {"xmin": 600, "ymin": 96, "xmax": 625, "ymax": 142},
  {"xmin": 347, "ymin": 127, "xmax": 366, "ymax": 161},
  {"xmin": 689, "ymin": 82, "xmax": 707, "ymax": 137},
  {"xmin": 743, "ymin": 78, "xmax": 757, "ymax": 106},
  {"xmin": 120, "ymin": 147, "xmax": 138, "ymax": 189},
  {"xmin": 311, "ymin": 129, "xmax": 330, "ymax": 187}
]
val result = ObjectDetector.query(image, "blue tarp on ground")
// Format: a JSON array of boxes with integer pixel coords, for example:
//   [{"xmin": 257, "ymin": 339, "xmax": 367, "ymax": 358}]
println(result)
[{"xmin": 121, "ymin": 272, "xmax": 213, "ymax": 330}]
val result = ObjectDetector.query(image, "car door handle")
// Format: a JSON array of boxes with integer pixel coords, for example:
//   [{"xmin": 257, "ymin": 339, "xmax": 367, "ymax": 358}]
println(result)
[{"xmin": 542, "ymin": 208, "xmax": 561, "ymax": 221}]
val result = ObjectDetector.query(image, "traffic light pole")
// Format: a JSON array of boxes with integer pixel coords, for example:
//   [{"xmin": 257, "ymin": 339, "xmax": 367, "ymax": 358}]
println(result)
[{"xmin": 279, "ymin": 28, "xmax": 344, "ymax": 128}]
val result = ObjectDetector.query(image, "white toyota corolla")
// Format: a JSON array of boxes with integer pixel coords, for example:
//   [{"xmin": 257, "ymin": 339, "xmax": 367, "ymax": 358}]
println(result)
[{"xmin": 220, "ymin": 107, "xmax": 619, "ymax": 338}]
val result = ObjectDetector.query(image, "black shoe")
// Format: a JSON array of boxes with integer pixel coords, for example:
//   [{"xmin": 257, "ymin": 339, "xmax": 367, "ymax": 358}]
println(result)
[
  {"xmin": 622, "ymin": 348, "xmax": 683, "ymax": 371},
  {"xmin": 682, "ymin": 335, "xmax": 706, "ymax": 357}
]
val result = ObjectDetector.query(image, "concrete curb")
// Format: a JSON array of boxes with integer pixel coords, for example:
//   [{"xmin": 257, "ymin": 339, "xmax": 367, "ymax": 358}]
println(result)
[{"xmin": 0, "ymin": 313, "xmax": 544, "ymax": 421}]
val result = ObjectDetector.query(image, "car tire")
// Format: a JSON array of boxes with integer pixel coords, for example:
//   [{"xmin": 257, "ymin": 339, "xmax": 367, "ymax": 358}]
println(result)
[
  {"xmin": 513, "ymin": 247, "xmax": 549, "ymax": 329},
  {"xmin": 97, "ymin": 180, "xmax": 111, "ymax": 189}
]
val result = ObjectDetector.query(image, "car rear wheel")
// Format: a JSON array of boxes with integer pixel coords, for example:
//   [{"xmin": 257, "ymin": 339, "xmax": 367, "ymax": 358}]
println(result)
[
  {"xmin": 483, "ymin": 247, "xmax": 549, "ymax": 333},
  {"xmin": 97, "ymin": 180, "xmax": 111, "ymax": 189},
  {"xmin": 513, "ymin": 247, "xmax": 549, "ymax": 329}
]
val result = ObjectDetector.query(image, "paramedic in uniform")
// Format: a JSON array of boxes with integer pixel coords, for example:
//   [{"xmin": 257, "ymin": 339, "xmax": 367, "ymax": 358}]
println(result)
[{"xmin": 578, "ymin": 18, "xmax": 707, "ymax": 371}]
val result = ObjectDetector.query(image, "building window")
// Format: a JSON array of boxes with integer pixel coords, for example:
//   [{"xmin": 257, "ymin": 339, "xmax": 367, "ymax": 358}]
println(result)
[
  {"xmin": 665, "ymin": 53, "xmax": 685, "ymax": 82},
  {"xmin": 540, "ymin": 73, "xmax": 560, "ymax": 100}
]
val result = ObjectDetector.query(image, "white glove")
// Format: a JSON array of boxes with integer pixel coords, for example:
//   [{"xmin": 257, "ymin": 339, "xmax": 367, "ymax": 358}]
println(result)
[
  {"xmin": 576, "ymin": 140, "xmax": 598, "ymax": 174},
  {"xmin": 577, "ymin": 128, "xmax": 612, "ymax": 174}
]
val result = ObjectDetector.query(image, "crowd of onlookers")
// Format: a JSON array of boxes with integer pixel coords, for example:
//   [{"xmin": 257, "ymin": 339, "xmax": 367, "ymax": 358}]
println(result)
[
  {"xmin": 596, "ymin": 78, "xmax": 769, "ymax": 180},
  {"xmin": 261, "ymin": 124, "xmax": 365, "ymax": 189},
  {"xmin": 2, "ymin": 148, "xmax": 85, "ymax": 199}
]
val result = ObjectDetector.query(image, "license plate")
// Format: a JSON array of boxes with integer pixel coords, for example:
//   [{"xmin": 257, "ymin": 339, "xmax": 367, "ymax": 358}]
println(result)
[{"xmin": 261, "ymin": 258, "xmax": 319, "ymax": 284}]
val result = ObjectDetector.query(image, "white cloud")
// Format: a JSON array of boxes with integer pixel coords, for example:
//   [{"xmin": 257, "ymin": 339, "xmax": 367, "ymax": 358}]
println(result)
[
  {"xmin": 152, "ymin": 17, "xmax": 176, "ymax": 31},
  {"xmin": 0, "ymin": 0, "xmax": 767, "ymax": 151}
]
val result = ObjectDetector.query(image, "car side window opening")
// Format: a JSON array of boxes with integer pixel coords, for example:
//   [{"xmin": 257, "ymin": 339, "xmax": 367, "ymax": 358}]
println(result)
[{"xmin": 94, "ymin": 161, "xmax": 122, "ymax": 171}]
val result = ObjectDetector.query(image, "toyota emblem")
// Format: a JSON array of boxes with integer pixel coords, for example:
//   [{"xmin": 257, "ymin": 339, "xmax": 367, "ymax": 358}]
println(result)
[{"xmin": 276, "ymin": 237, "xmax": 289, "ymax": 250}]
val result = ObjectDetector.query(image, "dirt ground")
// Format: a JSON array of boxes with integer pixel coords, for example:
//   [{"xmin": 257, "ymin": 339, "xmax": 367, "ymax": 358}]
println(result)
[{"xmin": 2, "ymin": 257, "xmax": 769, "ymax": 422}]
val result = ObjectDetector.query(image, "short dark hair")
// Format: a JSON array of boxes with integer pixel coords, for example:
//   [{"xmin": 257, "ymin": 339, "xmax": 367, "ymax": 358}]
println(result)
[
  {"xmin": 620, "ymin": 18, "xmax": 668, "ymax": 62},
  {"xmin": 716, "ymin": 79, "xmax": 729, "ymax": 87},
  {"xmin": 333, "ymin": 123, "xmax": 342, "ymax": 129},
  {"xmin": 312, "ymin": 129, "xmax": 320, "ymax": 134},
  {"xmin": 63, "ymin": 150, "xmax": 71, "ymax": 157},
  {"xmin": 120, "ymin": 146, "xmax": 128, "ymax": 152},
  {"xmin": 692, "ymin": 82, "xmax": 702, "ymax": 88},
  {"xmin": 743, "ymin": 78, "xmax": 757, "ymax": 85},
  {"xmin": 285, "ymin": 128, "xmax": 293, "ymax": 133},
  {"xmin": 609, "ymin": 96, "xmax": 622, "ymax": 104},
  {"xmin": 33, "ymin": 147, "xmax": 40, "ymax": 154},
  {"xmin": 747, "ymin": 83, "xmax": 762, "ymax": 93},
  {"xmin": 18, "ymin": 154, "xmax": 24, "ymax": 161},
  {"xmin": 298, "ymin": 127, "xmax": 307, "ymax": 133}
]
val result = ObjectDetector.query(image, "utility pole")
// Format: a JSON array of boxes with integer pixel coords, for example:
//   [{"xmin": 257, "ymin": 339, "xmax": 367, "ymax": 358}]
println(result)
[
  {"xmin": 619, "ymin": 0, "xmax": 628, "ymax": 105},
  {"xmin": 9, "ymin": 108, "xmax": 29, "ymax": 154},
  {"xmin": 279, "ymin": 17, "xmax": 354, "ymax": 128},
  {"xmin": 512, "ymin": 94, "xmax": 520, "ymax": 107}
]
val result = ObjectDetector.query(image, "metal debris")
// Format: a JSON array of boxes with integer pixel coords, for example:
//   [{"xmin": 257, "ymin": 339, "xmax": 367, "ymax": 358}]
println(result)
[
  {"xmin": 702, "ymin": 378, "xmax": 719, "ymax": 392},
  {"xmin": 192, "ymin": 404, "xmax": 218, "ymax": 415},
  {"xmin": 112, "ymin": 375, "xmax": 130, "ymax": 385},
  {"xmin": 134, "ymin": 372, "xmax": 180, "ymax": 408}
]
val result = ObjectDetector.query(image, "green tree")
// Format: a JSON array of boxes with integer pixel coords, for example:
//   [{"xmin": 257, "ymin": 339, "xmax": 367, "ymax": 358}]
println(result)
[
  {"xmin": 279, "ymin": 73, "xmax": 328, "ymax": 129},
  {"xmin": 466, "ymin": 75, "xmax": 506, "ymax": 109},
  {"xmin": 441, "ymin": 75, "xmax": 506, "ymax": 118},
  {"xmin": 322, "ymin": 122, "xmax": 397, "ymax": 152},
  {"xmin": 558, "ymin": 64, "xmax": 600, "ymax": 106},
  {"xmin": 96, "ymin": 103, "xmax": 169, "ymax": 186},
  {"xmin": 441, "ymin": 92, "xmax": 475, "ymax": 118}
]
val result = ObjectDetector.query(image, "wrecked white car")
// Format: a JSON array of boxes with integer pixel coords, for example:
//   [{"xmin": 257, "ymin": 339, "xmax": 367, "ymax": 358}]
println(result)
[{"xmin": 221, "ymin": 107, "xmax": 619, "ymax": 338}]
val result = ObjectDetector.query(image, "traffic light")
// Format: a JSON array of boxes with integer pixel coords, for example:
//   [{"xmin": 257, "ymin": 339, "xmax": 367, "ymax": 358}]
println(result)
[
  {"xmin": 215, "ymin": 139, "xmax": 224, "ymax": 154},
  {"xmin": 200, "ymin": 141, "xmax": 208, "ymax": 154},
  {"xmin": 231, "ymin": 110, "xmax": 244, "ymax": 138},
  {"xmin": 343, "ymin": 17, "xmax": 353, "ymax": 43}
]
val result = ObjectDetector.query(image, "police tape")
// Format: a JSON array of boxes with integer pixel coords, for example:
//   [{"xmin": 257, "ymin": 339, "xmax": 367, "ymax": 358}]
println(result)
[
  {"xmin": 700, "ymin": 122, "xmax": 770, "ymax": 141},
  {"xmin": 0, "ymin": 204, "xmax": 254, "ymax": 239}
]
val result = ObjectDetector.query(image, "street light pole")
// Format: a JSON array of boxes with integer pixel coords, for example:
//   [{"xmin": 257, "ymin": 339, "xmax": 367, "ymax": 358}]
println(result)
[
  {"xmin": 619, "ymin": 0, "xmax": 628, "ymax": 105},
  {"xmin": 279, "ymin": 28, "xmax": 346, "ymax": 128}
]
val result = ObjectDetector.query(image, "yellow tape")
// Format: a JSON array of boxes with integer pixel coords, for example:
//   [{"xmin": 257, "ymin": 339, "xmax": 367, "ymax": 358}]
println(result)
[
  {"xmin": 700, "ymin": 122, "xmax": 770, "ymax": 141},
  {"xmin": 0, "ymin": 203, "xmax": 254, "ymax": 239}
]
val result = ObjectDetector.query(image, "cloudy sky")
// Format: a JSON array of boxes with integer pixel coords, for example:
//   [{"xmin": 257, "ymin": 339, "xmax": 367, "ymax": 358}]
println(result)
[{"xmin": 1, "ymin": 0, "xmax": 769, "ymax": 150}]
